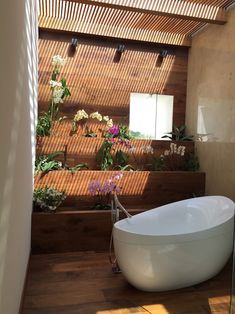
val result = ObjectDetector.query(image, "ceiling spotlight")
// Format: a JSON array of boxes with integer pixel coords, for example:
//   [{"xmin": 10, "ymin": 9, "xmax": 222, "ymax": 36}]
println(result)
[
  {"xmin": 113, "ymin": 44, "xmax": 126, "ymax": 63},
  {"xmin": 68, "ymin": 37, "xmax": 79, "ymax": 57},
  {"xmin": 156, "ymin": 49, "xmax": 168, "ymax": 67},
  {"xmin": 159, "ymin": 49, "xmax": 168, "ymax": 58},
  {"xmin": 117, "ymin": 44, "xmax": 126, "ymax": 53},
  {"xmin": 71, "ymin": 37, "xmax": 79, "ymax": 47}
]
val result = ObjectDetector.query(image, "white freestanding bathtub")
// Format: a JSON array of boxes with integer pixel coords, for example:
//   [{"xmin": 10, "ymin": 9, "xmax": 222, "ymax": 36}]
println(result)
[{"xmin": 113, "ymin": 196, "xmax": 234, "ymax": 292}]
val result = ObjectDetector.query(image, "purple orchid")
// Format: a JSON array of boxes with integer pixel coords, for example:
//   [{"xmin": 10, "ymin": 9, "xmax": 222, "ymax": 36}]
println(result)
[
  {"xmin": 108, "ymin": 125, "xmax": 119, "ymax": 136},
  {"xmin": 88, "ymin": 180, "xmax": 102, "ymax": 196},
  {"xmin": 88, "ymin": 176, "xmax": 122, "ymax": 196}
]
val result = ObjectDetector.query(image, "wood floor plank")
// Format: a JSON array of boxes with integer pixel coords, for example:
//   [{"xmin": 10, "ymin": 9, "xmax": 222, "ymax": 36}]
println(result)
[{"xmin": 22, "ymin": 252, "xmax": 232, "ymax": 314}]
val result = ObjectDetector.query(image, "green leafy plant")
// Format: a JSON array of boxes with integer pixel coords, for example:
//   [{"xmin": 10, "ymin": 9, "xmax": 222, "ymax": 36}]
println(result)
[
  {"xmin": 83, "ymin": 126, "xmax": 97, "ymax": 138},
  {"xmin": 35, "ymin": 150, "xmax": 89, "ymax": 175},
  {"xmin": 119, "ymin": 125, "xmax": 131, "ymax": 140},
  {"xmin": 129, "ymin": 130, "xmax": 150, "ymax": 139},
  {"xmin": 162, "ymin": 125, "xmax": 193, "ymax": 141},
  {"xmin": 33, "ymin": 187, "xmax": 66, "ymax": 212},
  {"xmin": 35, "ymin": 151, "xmax": 64, "ymax": 175},
  {"xmin": 68, "ymin": 163, "xmax": 89, "ymax": 174},
  {"xmin": 184, "ymin": 153, "xmax": 200, "ymax": 171},
  {"xmin": 115, "ymin": 150, "xmax": 129, "ymax": 167},
  {"xmin": 36, "ymin": 55, "xmax": 71, "ymax": 137},
  {"xmin": 36, "ymin": 112, "xmax": 52, "ymax": 137},
  {"xmin": 114, "ymin": 150, "xmax": 134, "ymax": 171},
  {"xmin": 149, "ymin": 156, "xmax": 164, "ymax": 171},
  {"xmin": 96, "ymin": 140, "xmax": 114, "ymax": 170}
]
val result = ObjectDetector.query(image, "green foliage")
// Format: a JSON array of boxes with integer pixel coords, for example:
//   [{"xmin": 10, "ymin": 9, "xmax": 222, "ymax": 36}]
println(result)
[
  {"xmin": 92, "ymin": 203, "xmax": 111, "ymax": 210},
  {"xmin": 115, "ymin": 150, "xmax": 129, "ymax": 167},
  {"xmin": 36, "ymin": 112, "xmax": 52, "ymax": 137},
  {"xmin": 150, "ymin": 156, "xmax": 164, "ymax": 171},
  {"xmin": 119, "ymin": 125, "xmax": 131, "ymax": 140},
  {"xmin": 162, "ymin": 125, "xmax": 194, "ymax": 141},
  {"xmin": 33, "ymin": 187, "xmax": 66, "ymax": 212},
  {"xmin": 83, "ymin": 126, "xmax": 97, "ymax": 138},
  {"xmin": 129, "ymin": 130, "xmax": 150, "ymax": 139},
  {"xmin": 104, "ymin": 124, "xmax": 131, "ymax": 140},
  {"xmin": 96, "ymin": 141, "xmax": 113, "ymax": 170},
  {"xmin": 35, "ymin": 151, "xmax": 64, "ymax": 175},
  {"xmin": 35, "ymin": 150, "xmax": 89, "ymax": 175},
  {"xmin": 61, "ymin": 78, "xmax": 71, "ymax": 98},
  {"xmin": 184, "ymin": 153, "xmax": 200, "ymax": 171},
  {"xmin": 114, "ymin": 150, "xmax": 134, "ymax": 170},
  {"xmin": 68, "ymin": 163, "xmax": 89, "ymax": 174}
]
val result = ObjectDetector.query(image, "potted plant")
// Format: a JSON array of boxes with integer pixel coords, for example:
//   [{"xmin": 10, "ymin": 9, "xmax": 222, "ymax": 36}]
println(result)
[{"xmin": 33, "ymin": 186, "xmax": 66, "ymax": 212}]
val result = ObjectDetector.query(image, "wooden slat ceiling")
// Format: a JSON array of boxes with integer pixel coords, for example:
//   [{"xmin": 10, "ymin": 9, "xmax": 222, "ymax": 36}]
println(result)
[{"xmin": 38, "ymin": 0, "xmax": 235, "ymax": 46}]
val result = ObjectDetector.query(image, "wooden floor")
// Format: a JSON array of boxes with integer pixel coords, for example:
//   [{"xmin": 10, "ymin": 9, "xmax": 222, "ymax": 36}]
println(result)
[{"xmin": 22, "ymin": 252, "xmax": 232, "ymax": 314}]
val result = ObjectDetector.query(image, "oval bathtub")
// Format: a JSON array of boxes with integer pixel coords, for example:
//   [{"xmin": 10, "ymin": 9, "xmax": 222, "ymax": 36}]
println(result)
[{"xmin": 113, "ymin": 196, "xmax": 234, "ymax": 292}]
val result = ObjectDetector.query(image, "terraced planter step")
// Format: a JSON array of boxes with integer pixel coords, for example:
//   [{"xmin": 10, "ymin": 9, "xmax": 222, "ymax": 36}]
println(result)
[
  {"xmin": 37, "ymin": 137, "xmax": 195, "ymax": 168},
  {"xmin": 31, "ymin": 209, "xmax": 143, "ymax": 254},
  {"xmin": 34, "ymin": 170, "xmax": 205, "ymax": 210}
]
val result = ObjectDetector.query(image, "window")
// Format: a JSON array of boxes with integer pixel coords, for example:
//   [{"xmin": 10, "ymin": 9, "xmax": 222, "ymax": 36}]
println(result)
[{"xmin": 129, "ymin": 93, "xmax": 173, "ymax": 140}]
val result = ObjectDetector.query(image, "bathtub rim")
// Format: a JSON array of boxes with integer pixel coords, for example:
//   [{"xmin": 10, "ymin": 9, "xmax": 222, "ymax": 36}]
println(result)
[{"xmin": 113, "ymin": 196, "xmax": 234, "ymax": 245}]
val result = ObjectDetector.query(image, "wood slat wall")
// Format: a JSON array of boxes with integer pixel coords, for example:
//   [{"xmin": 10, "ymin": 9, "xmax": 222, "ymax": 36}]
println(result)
[{"xmin": 38, "ymin": 30, "xmax": 188, "ymax": 126}]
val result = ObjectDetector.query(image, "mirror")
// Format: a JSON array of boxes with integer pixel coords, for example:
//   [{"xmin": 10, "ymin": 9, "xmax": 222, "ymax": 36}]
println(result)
[{"xmin": 129, "ymin": 93, "xmax": 173, "ymax": 140}]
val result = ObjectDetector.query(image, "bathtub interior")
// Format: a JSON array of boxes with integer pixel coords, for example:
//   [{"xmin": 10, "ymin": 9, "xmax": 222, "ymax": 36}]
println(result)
[{"xmin": 115, "ymin": 196, "xmax": 234, "ymax": 236}]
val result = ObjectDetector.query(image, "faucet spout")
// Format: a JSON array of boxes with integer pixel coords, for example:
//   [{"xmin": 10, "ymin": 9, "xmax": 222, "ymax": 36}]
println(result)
[{"xmin": 113, "ymin": 193, "xmax": 132, "ymax": 219}]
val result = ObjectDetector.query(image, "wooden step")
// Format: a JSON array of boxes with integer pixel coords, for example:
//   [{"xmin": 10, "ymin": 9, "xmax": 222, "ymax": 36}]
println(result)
[
  {"xmin": 34, "ymin": 170, "xmax": 205, "ymax": 210},
  {"xmin": 37, "ymin": 134, "xmax": 195, "ymax": 168}
]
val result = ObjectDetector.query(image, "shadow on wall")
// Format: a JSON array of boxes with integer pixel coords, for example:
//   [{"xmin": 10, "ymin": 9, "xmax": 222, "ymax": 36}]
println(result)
[{"xmin": 37, "ymin": 31, "xmax": 184, "ymax": 123}]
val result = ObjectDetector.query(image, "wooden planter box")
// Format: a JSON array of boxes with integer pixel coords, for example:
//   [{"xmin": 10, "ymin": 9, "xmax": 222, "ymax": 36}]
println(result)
[
  {"xmin": 32, "ymin": 209, "xmax": 141, "ymax": 254},
  {"xmin": 37, "ymin": 136, "xmax": 195, "ymax": 169},
  {"xmin": 34, "ymin": 170, "xmax": 205, "ymax": 210},
  {"xmin": 32, "ymin": 170, "xmax": 205, "ymax": 254}
]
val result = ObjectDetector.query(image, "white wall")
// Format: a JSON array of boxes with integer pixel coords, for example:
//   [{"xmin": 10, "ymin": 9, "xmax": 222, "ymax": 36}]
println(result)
[
  {"xmin": 186, "ymin": 6, "xmax": 235, "ymax": 200},
  {"xmin": 0, "ymin": 0, "xmax": 38, "ymax": 313}
]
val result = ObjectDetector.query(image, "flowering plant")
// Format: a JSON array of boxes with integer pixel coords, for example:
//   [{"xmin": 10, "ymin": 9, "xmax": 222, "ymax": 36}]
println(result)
[
  {"xmin": 49, "ymin": 55, "xmax": 71, "ymax": 123},
  {"xmin": 88, "ymin": 173, "xmax": 123, "ymax": 209},
  {"xmin": 105, "ymin": 124, "xmax": 130, "ymax": 141},
  {"xmin": 161, "ymin": 143, "xmax": 186, "ymax": 170},
  {"xmin": 33, "ymin": 186, "xmax": 66, "ymax": 212},
  {"xmin": 71, "ymin": 109, "xmax": 113, "ymax": 135},
  {"xmin": 129, "ymin": 144, "xmax": 154, "ymax": 170},
  {"xmin": 36, "ymin": 55, "xmax": 71, "ymax": 137},
  {"xmin": 96, "ymin": 138, "xmax": 133, "ymax": 170}
]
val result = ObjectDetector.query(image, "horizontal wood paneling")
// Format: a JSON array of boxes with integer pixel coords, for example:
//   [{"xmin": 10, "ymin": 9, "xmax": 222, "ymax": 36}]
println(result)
[
  {"xmin": 34, "ymin": 170, "xmax": 205, "ymax": 210},
  {"xmin": 32, "ymin": 210, "xmax": 138, "ymax": 253},
  {"xmin": 38, "ymin": 31, "xmax": 188, "ymax": 127}
]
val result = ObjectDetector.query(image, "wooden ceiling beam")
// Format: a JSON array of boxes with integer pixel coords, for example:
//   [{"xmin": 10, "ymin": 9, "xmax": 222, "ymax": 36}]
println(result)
[
  {"xmin": 69, "ymin": 0, "xmax": 227, "ymax": 25},
  {"xmin": 39, "ymin": 16, "xmax": 192, "ymax": 47}
]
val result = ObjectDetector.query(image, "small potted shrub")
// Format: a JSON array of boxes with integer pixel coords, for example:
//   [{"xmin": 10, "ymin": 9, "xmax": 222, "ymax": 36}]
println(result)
[{"xmin": 33, "ymin": 186, "xmax": 66, "ymax": 212}]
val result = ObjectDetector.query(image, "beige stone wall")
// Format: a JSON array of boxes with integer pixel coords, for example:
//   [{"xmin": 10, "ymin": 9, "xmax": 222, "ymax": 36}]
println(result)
[{"xmin": 186, "ymin": 6, "xmax": 235, "ymax": 201}]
